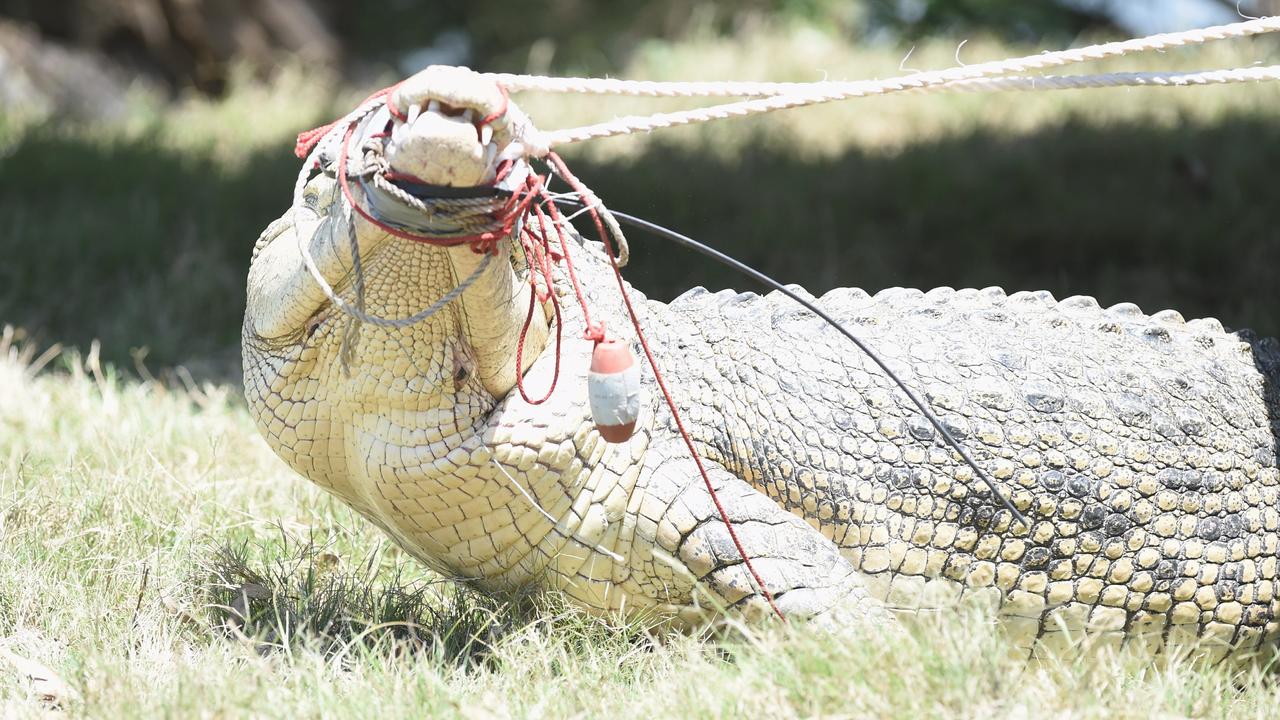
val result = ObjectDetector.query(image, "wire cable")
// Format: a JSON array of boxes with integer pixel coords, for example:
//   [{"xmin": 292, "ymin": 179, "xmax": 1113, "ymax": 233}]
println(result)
[{"xmin": 551, "ymin": 198, "xmax": 1031, "ymax": 529}]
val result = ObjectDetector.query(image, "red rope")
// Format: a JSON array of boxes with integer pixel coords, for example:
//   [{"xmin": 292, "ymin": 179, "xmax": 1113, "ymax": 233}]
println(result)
[
  {"xmin": 546, "ymin": 152, "xmax": 785, "ymax": 621},
  {"xmin": 512, "ymin": 184, "xmax": 567, "ymax": 405},
  {"xmin": 325, "ymin": 103, "xmax": 574, "ymax": 405},
  {"xmin": 302, "ymin": 82, "xmax": 525, "ymax": 255},
  {"xmin": 476, "ymin": 85, "xmax": 510, "ymax": 128},
  {"xmin": 541, "ymin": 195, "xmax": 606, "ymax": 342},
  {"xmin": 525, "ymin": 191, "xmax": 559, "ymax": 302},
  {"xmin": 334, "ymin": 117, "xmax": 529, "ymax": 255},
  {"xmin": 295, "ymin": 86, "xmax": 397, "ymax": 159},
  {"xmin": 514, "ymin": 281, "xmax": 563, "ymax": 405}
]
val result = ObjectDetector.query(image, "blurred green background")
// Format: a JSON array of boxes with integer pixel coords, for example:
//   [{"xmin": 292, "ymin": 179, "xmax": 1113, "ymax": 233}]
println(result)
[{"xmin": 1, "ymin": 0, "xmax": 1277, "ymax": 377}]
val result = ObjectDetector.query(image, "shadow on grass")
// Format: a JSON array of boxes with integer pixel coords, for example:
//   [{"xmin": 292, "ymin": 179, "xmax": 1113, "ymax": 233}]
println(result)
[
  {"xmin": 202, "ymin": 532, "xmax": 509, "ymax": 666},
  {"xmin": 0, "ymin": 125, "xmax": 302, "ymax": 376},
  {"xmin": 198, "ymin": 529, "xmax": 664, "ymax": 670},
  {"xmin": 1, "ymin": 112, "xmax": 1276, "ymax": 378}
]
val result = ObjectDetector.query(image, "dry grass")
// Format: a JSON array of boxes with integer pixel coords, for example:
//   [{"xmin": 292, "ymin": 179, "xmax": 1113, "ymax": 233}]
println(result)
[
  {"xmin": 3, "ymin": 332, "xmax": 1280, "ymax": 717},
  {"xmin": 3, "ymin": 24, "xmax": 1280, "ymax": 717}
]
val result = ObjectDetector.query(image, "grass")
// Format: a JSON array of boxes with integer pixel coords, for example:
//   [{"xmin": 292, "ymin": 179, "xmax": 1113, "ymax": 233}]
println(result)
[
  {"xmin": 3, "ymin": 24, "xmax": 1280, "ymax": 717},
  {"xmin": 1, "ymin": 30, "xmax": 1278, "ymax": 373},
  {"xmin": 202, "ymin": 532, "xmax": 507, "ymax": 665},
  {"xmin": 0, "ymin": 67, "xmax": 349, "ymax": 378},
  {"xmin": 2, "ymin": 340, "xmax": 1280, "ymax": 712},
  {"xmin": 3, "ymin": 341, "xmax": 1280, "ymax": 717}
]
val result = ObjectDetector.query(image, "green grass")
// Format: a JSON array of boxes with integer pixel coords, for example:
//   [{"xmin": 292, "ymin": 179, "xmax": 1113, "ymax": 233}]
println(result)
[{"xmin": 3, "ymin": 342, "xmax": 1280, "ymax": 717}]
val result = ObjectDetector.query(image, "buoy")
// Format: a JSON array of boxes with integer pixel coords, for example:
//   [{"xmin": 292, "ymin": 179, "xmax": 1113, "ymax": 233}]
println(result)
[{"xmin": 588, "ymin": 337, "xmax": 642, "ymax": 442}]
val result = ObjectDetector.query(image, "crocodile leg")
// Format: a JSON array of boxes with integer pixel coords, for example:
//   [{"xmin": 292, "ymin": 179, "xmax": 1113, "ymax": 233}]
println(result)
[{"xmin": 637, "ymin": 437, "xmax": 890, "ymax": 627}]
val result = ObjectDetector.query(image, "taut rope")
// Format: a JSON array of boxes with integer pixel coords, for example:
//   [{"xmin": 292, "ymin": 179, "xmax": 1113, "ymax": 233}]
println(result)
[{"xmin": 486, "ymin": 16, "xmax": 1280, "ymax": 155}]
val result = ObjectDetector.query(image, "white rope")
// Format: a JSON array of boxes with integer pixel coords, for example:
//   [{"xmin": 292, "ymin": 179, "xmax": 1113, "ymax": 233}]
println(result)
[
  {"xmin": 493, "ymin": 65, "xmax": 1280, "ymax": 100},
  {"xmin": 483, "ymin": 16, "xmax": 1280, "ymax": 153},
  {"xmin": 488, "ymin": 75, "xmax": 828, "ymax": 98},
  {"xmin": 940, "ymin": 64, "xmax": 1280, "ymax": 93},
  {"xmin": 491, "ymin": 16, "xmax": 1280, "ymax": 98}
]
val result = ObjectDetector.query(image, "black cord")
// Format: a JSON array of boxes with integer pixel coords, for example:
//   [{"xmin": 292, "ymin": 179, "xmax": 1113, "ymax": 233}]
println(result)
[{"xmin": 551, "ymin": 198, "xmax": 1030, "ymax": 529}]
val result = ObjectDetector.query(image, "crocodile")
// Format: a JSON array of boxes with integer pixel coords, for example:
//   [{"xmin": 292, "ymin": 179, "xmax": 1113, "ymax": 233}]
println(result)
[{"xmin": 242, "ymin": 66, "xmax": 1280, "ymax": 662}]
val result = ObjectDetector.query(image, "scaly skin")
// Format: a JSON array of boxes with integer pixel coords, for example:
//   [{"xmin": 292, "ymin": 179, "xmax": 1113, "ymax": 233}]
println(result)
[{"xmin": 243, "ymin": 67, "xmax": 1280, "ymax": 661}]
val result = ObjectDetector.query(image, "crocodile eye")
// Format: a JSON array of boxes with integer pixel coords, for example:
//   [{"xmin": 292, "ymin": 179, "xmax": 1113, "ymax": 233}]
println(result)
[
  {"xmin": 453, "ymin": 365, "xmax": 469, "ymax": 384},
  {"xmin": 305, "ymin": 315, "xmax": 323, "ymax": 339}
]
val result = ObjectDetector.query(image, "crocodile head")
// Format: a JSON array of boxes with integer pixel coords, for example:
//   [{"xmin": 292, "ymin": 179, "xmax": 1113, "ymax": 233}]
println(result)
[
  {"xmin": 248, "ymin": 64, "xmax": 547, "ymax": 398},
  {"xmin": 243, "ymin": 66, "xmax": 554, "ymax": 491}
]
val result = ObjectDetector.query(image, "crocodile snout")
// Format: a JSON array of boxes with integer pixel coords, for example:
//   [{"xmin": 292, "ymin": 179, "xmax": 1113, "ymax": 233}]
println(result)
[{"xmin": 385, "ymin": 65, "xmax": 509, "ymax": 187}]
